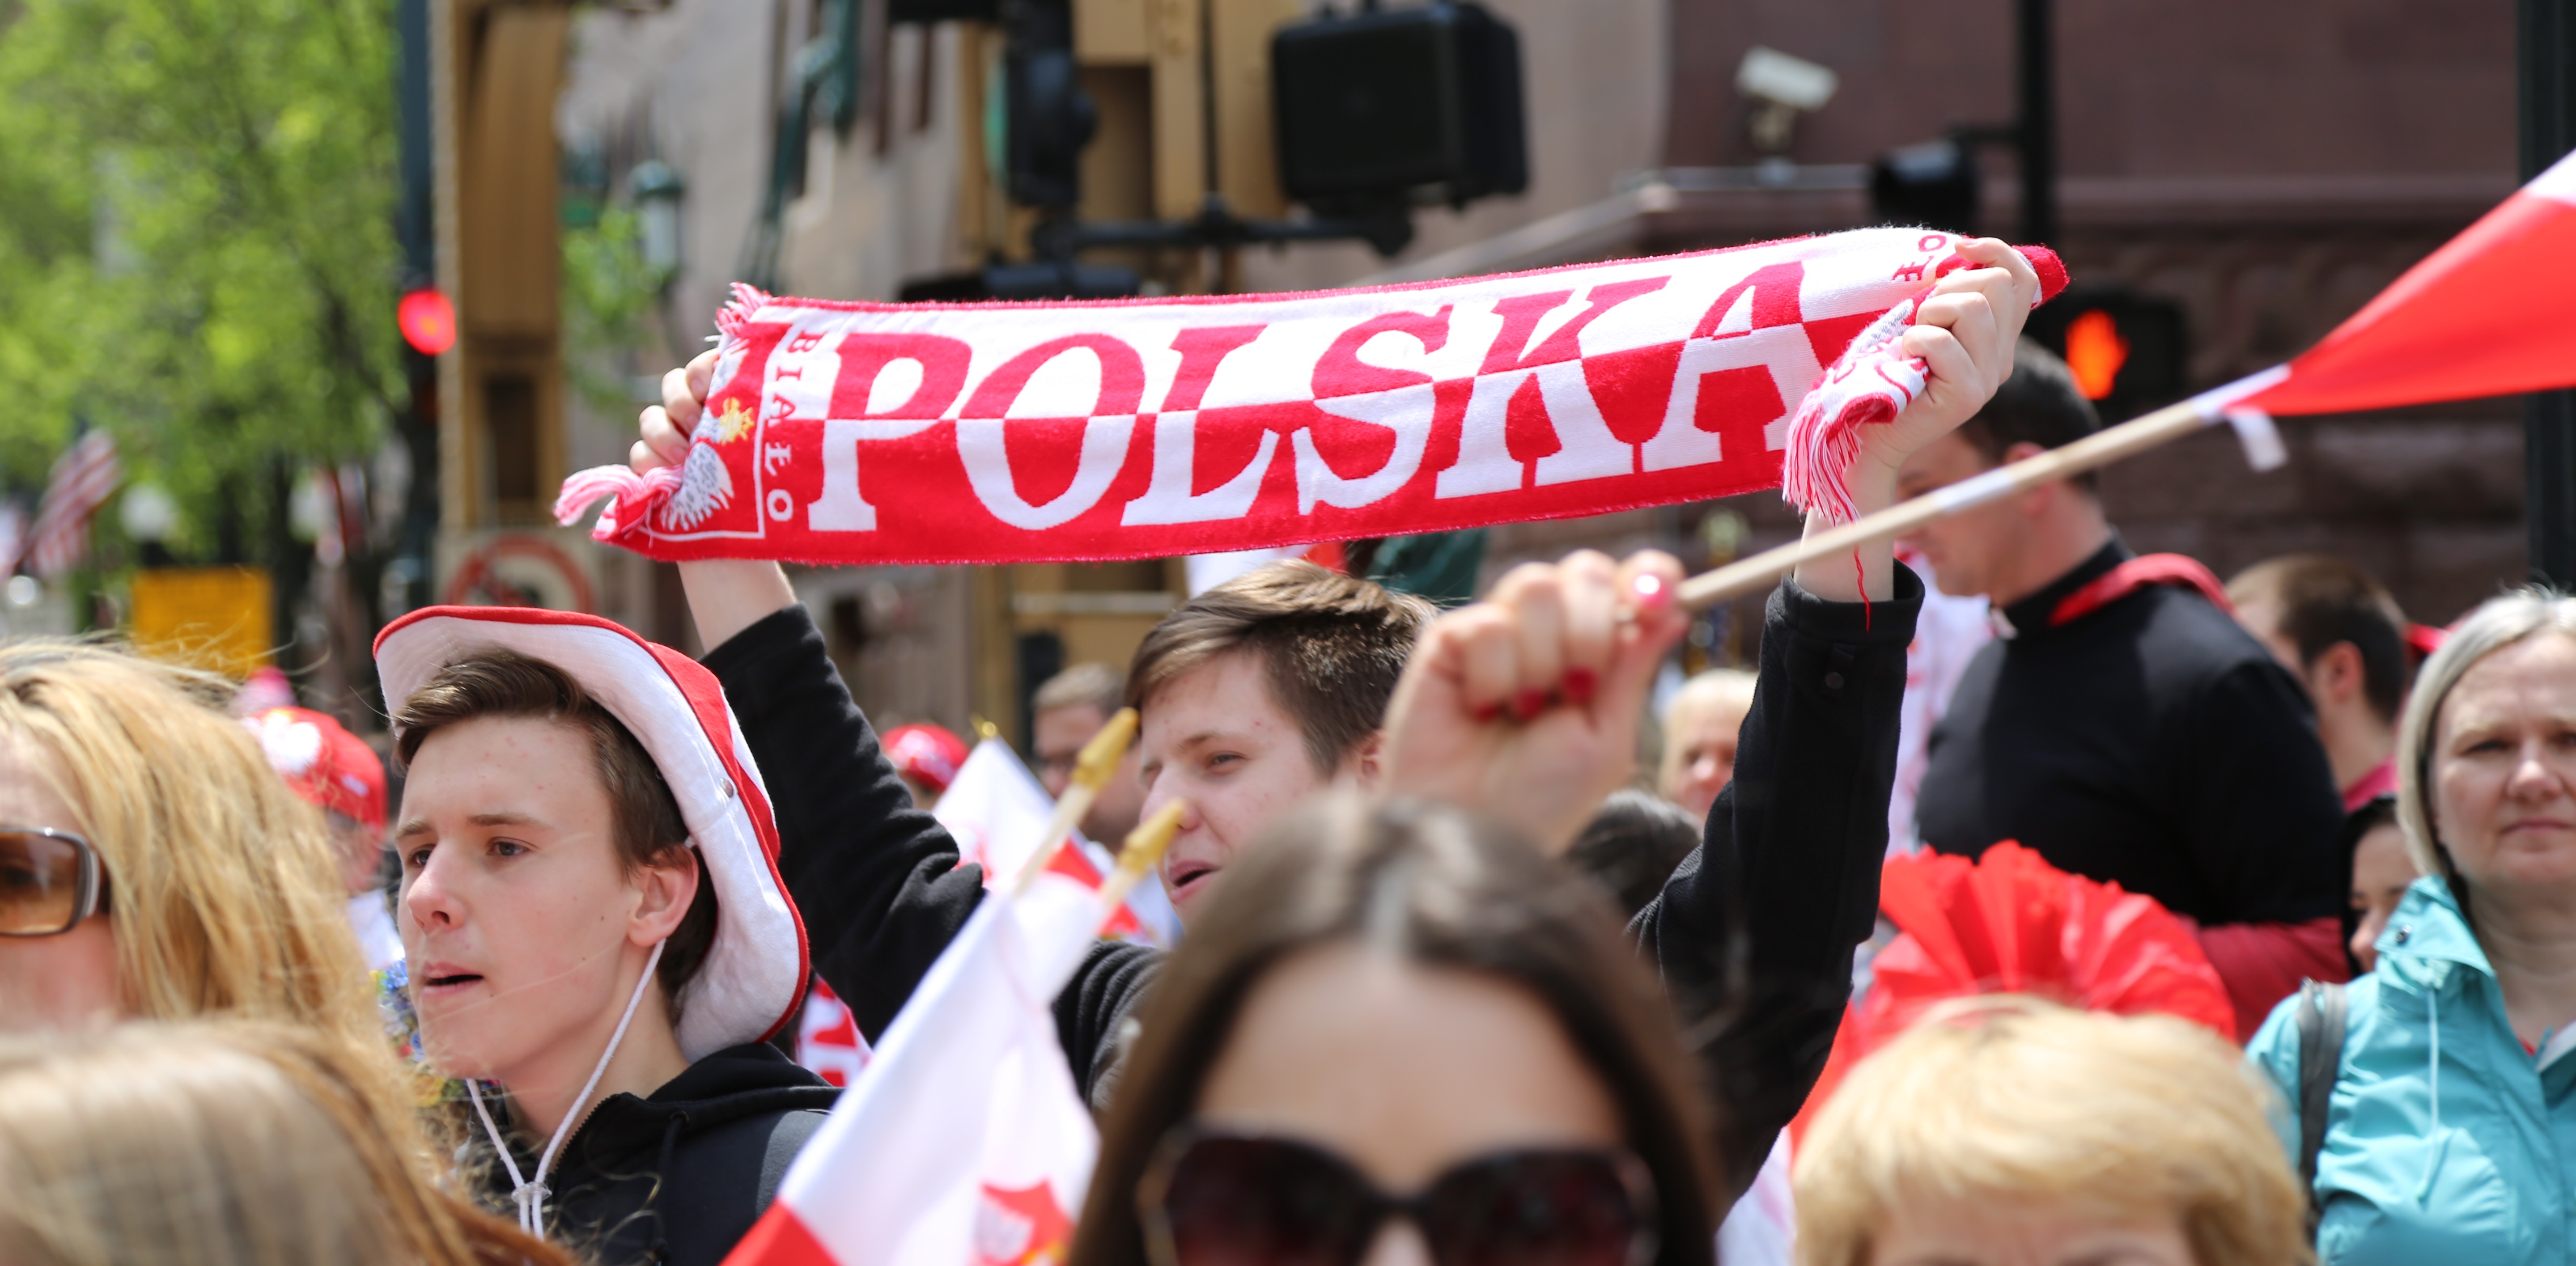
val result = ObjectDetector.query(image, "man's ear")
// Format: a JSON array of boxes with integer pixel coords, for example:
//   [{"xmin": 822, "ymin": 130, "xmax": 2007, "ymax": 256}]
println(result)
[
  {"xmin": 2000, "ymin": 440, "xmax": 2054, "ymax": 516},
  {"xmin": 632, "ymin": 846, "xmax": 701, "ymax": 946},
  {"xmin": 1341, "ymin": 730, "xmax": 1385, "ymax": 789},
  {"xmin": 2313, "ymin": 641, "xmax": 2367, "ymax": 707}
]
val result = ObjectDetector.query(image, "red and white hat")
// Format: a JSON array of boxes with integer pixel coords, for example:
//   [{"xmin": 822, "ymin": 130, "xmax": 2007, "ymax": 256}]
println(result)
[
  {"xmin": 373, "ymin": 606, "xmax": 808, "ymax": 1062},
  {"xmin": 245, "ymin": 706, "xmax": 390, "ymax": 832},
  {"xmin": 883, "ymin": 722, "xmax": 968, "ymax": 797}
]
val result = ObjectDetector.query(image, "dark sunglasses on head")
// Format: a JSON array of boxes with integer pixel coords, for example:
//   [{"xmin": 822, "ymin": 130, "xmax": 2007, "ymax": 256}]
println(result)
[
  {"xmin": 0, "ymin": 828, "xmax": 107, "ymax": 938},
  {"xmin": 1140, "ymin": 1128, "xmax": 1658, "ymax": 1266}
]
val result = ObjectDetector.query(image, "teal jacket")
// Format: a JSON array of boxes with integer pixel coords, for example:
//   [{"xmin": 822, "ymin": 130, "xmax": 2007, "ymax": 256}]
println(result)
[{"xmin": 2247, "ymin": 876, "xmax": 2576, "ymax": 1263}]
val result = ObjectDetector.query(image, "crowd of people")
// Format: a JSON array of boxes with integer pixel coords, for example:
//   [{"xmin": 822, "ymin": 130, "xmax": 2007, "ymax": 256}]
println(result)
[{"xmin": 0, "ymin": 236, "xmax": 2558, "ymax": 1266}]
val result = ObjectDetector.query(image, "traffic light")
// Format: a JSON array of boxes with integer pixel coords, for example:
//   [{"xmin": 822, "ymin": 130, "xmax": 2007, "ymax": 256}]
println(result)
[
  {"xmin": 2025, "ymin": 288, "xmax": 2188, "ymax": 420},
  {"xmin": 1869, "ymin": 137, "xmax": 1979, "ymax": 237},
  {"xmin": 1272, "ymin": 1, "xmax": 1528, "ymax": 212},
  {"xmin": 1003, "ymin": 0, "xmax": 1094, "ymax": 210}
]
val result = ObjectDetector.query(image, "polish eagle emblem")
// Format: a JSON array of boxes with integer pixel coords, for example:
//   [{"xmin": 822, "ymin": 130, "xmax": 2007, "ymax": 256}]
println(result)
[{"xmin": 662, "ymin": 397, "xmax": 755, "ymax": 531}]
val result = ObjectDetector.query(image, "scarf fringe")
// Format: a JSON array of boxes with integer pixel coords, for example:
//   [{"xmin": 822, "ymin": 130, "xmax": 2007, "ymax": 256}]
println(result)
[
  {"xmin": 1778, "ymin": 244, "xmax": 2066, "ymax": 526},
  {"xmin": 716, "ymin": 284, "xmax": 775, "ymax": 342},
  {"xmin": 1779, "ymin": 294, "xmax": 1928, "ymax": 526},
  {"xmin": 556, "ymin": 464, "xmax": 683, "ymax": 541}
]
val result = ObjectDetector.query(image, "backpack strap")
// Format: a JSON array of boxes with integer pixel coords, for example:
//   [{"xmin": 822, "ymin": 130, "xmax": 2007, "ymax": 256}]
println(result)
[{"xmin": 2295, "ymin": 979, "xmax": 2350, "ymax": 1227}]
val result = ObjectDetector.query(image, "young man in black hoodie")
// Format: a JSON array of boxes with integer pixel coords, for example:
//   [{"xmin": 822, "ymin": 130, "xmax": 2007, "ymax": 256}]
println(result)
[
  {"xmin": 378, "ymin": 608, "xmax": 837, "ymax": 1266},
  {"xmin": 639, "ymin": 239, "xmax": 2039, "ymax": 1201}
]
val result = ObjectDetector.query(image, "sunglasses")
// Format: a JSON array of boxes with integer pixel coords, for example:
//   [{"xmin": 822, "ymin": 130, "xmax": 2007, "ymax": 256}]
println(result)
[
  {"xmin": 0, "ymin": 828, "xmax": 107, "ymax": 938},
  {"xmin": 1139, "ymin": 1129, "xmax": 1658, "ymax": 1266}
]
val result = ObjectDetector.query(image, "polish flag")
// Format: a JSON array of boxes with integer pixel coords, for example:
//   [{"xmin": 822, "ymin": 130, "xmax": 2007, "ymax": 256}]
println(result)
[
  {"xmin": 936, "ymin": 737, "xmax": 1171, "ymax": 946},
  {"xmin": 2219, "ymin": 149, "xmax": 2576, "ymax": 416},
  {"xmin": 723, "ymin": 863, "xmax": 1110, "ymax": 1266}
]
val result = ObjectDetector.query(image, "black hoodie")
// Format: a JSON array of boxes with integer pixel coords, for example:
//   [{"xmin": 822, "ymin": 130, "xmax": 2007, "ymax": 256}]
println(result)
[{"xmin": 474, "ymin": 1042, "xmax": 838, "ymax": 1266}]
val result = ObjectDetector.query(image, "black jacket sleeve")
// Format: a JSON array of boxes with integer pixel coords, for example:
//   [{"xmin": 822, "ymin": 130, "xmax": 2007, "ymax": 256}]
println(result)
[
  {"xmin": 1630, "ymin": 567, "xmax": 1920, "ymax": 1198},
  {"xmin": 700, "ymin": 605, "xmax": 989, "ymax": 1043},
  {"xmin": 701, "ymin": 605, "xmax": 1161, "ymax": 1102}
]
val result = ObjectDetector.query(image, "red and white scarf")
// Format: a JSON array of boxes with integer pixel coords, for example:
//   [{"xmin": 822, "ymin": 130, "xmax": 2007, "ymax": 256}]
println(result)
[{"xmin": 558, "ymin": 229, "xmax": 2065, "ymax": 565}]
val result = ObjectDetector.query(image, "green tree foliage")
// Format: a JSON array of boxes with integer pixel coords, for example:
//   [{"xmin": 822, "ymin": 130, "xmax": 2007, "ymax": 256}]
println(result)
[
  {"xmin": 563, "ymin": 205, "xmax": 666, "ymax": 416},
  {"xmin": 0, "ymin": 0, "xmax": 399, "ymax": 559}
]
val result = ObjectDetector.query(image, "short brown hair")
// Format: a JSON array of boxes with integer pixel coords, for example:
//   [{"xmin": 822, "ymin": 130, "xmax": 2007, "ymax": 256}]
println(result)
[
  {"xmin": 2227, "ymin": 554, "xmax": 2410, "ymax": 724},
  {"xmin": 391, "ymin": 652, "xmax": 713, "ymax": 1014},
  {"xmin": 1955, "ymin": 341, "xmax": 2102, "ymax": 491},
  {"xmin": 1033, "ymin": 661, "xmax": 1125, "ymax": 717},
  {"xmin": 1794, "ymin": 998, "xmax": 2308, "ymax": 1266},
  {"xmin": 1126, "ymin": 563, "xmax": 1434, "ymax": 774}
]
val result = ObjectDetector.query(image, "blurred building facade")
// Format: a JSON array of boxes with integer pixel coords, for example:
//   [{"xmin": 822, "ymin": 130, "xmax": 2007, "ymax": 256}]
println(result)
[
  {"xmin": 1649, "ymin": 0, "xmax": 2521, "ymax": 630},
  {"xmin": 532, "ymin": 0, "xmax": 2516, "ymax": 736}
]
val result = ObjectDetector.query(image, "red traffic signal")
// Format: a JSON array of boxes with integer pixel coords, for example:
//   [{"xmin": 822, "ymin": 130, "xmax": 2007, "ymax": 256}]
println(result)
[
  {"xmin": 2026, "ymin": 288, "xmax": 2186, "ymax": 420},
  {"xmin": 397, "ymin": 288, "xmax": 456, "ymax": 356}
]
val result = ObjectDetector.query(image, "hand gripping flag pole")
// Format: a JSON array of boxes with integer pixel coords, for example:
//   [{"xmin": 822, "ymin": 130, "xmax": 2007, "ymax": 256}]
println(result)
[
  {"xmin": 1672, "ymin": 377, "xmax": 2279, "ymax": 612},
  {"xmin": 1676, "ymin": 147, "xmax": 2576, "ymax": 614},
  {"xmin": 1008, "ymin": 707, "xmax": 1139, "ymax": 898}
]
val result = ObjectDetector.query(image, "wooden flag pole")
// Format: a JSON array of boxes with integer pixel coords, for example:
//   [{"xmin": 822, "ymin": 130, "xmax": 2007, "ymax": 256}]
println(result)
[
  {"xmin": 1007, "ymin": 706, "xmax": 1139, "ymax": 897},
  {"xmin": 1095, "ymin": 800, "xmax": 1187, "ymax": 926},
  {"xmin": 1676, "ymin": 387, "xmax": 2268, "ymax": 613}
]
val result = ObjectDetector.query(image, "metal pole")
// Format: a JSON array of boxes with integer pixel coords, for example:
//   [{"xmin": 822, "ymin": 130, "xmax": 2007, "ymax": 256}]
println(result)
[
  {"xmin": 2523, "ymin": 0, "xmax": 2576, "ymax": 586},
  {"xmin": 2017, "ymin": 0, "xmax": 2058, "ymax": 247}
]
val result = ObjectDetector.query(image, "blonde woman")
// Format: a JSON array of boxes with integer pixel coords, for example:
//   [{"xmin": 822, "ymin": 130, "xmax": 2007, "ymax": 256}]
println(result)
[
  {"xmin": 0, "ymin": 1020, "xmax": 566, "ymax": 1266},
  {"xmin": 2248, "ymin": 588, "xmax": 2576, "ymax": 1263},
  {"xmin": 1797, "ymin": 998, "xmax": 2309, "ymax": 1266},
  {"xmin": 0, "ymin": 644, "xmax": 395, "ymax": 1096}
]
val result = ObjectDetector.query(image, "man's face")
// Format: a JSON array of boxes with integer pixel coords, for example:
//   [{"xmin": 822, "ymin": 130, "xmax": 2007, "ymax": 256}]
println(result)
[
  {"xmin": 1035, "ymin": 702, "xmax": 1145, "ymax": 846},
  {"xmin": 1661, "ymin": 696, "xmax": 1748, "ymax": 821},
  {"xmin": 396, "ymin": 716, "xmax": 660, "ymax": 1084},
  {"xmin": 1137, "ymin": 651, "xmax": 1338, "ymax": 920},
  {"xmin": 1894, "ymin": 433, "xmax": 2024, "ymax": 601}
]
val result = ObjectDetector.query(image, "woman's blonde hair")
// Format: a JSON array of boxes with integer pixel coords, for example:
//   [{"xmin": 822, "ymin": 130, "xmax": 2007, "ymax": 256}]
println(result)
[
  {"xmin": 0, "ymin": 643, "xmax": 372, "ymax": 1040},
  {"xmin": 1793, "ymin": 998, "xmax": 2308, "ymax": 1266},
  {"xmin": 2395, "ymin": 588, "xmax": 2576, "ymax": 881},
  {"xmin": 0, "ymin": 1020, "xmax": 568, "ymax": 1266}
]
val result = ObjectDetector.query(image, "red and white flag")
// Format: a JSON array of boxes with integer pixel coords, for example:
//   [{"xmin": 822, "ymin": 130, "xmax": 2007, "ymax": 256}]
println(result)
[
  {"xmin": 558, "ymin": 229, "xmax": 2066, "ymax": 564},
  {"xmin": 2207, "ymin": 149, "xmax": 2576, "ymax": 419},
  {"xmin": 794, "ymin": 978, "xmax": 872, "ymax": 1088},
  {"xmin": 936, "ymin": 737, "xmax": 1168, "ymax": 946},
  {"xmin": 27, "ymin": 431, "xmax": 119, "ymax": 579},
  {"xmin": 723, "ymin": 861, "xmax": 1109, "ymax": 1266}
]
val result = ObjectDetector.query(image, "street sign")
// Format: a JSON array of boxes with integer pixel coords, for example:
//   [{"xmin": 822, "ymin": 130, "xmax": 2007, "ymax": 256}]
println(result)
[{"xmin": 129, "ymin": 567, "xmax": 273, "ymax": 678}]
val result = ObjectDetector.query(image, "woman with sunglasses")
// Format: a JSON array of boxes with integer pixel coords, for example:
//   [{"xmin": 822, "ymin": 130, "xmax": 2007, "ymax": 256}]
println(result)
[
  {"xmin": 0, "ymin": 644, "xmax": 383, "ymax": 1075},
  {"xmin": 1068, "ymin": 792, "xmax": 1716, "ymax": 1266}
]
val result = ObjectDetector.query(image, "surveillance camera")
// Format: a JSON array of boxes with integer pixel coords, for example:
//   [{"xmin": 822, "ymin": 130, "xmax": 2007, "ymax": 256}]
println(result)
[{"xmin": 1735, "ymin": 47, "xmax": 1837, "ymax": 112}]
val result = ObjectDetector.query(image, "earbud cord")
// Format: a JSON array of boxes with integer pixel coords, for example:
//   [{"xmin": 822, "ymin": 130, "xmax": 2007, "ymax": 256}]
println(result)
[{"xmin": 469, "ymin": 938, "xmax": 668, "ymax": 1237}]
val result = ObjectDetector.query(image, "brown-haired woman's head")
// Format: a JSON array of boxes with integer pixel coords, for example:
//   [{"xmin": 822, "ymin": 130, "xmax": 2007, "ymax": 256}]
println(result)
[
  {"xmin": 390, "ymin": 650, "xmax": 710, "ymax": 1100},
  {"xmin": 1068, "ymin": 794, "xmax": 1721, "ymax": 1266},
  {"xmin": 0, "ymin": 642, "xmax": 375, "ymax": 1059},
  {"xmin": 0, "ymin": 1019, "xmax": 570, "ymax": 1266}
]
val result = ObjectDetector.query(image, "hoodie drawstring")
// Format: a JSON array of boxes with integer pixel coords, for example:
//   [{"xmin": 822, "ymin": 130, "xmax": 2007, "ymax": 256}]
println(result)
[
  {"xmin": 645, "ymin": 1110, "xmax": 690, "ymax": 1264},
  {"xmin": 471, "ymin": 938, "xmax": 669, "ymax": 1237}
]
